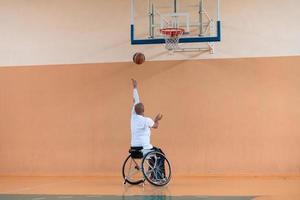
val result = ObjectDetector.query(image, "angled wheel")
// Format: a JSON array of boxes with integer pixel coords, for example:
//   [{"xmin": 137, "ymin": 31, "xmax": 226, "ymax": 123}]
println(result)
[
  {"xmin": 122, "ymin": 154, "xmax": 145, "ymax": 185},
  {"xmin": 141, "ymin": 151, "xmax": 171, "ymax": 186}
]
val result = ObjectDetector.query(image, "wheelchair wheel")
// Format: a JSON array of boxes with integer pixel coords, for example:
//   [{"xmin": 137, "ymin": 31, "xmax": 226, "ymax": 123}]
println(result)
[
  {"xmin": 141, "ymin": 151, "xmax": 171, "ymax": 186},
  {"xmin": 122, "ymin": 154, "xmax": 145, "ymax": 185}
]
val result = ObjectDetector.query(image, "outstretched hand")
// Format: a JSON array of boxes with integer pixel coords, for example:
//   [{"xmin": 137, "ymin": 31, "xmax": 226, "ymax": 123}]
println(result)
[
  {"xmin": 154, "ymin": 113, "xmax": 163, "ymax": 122},
  {"xmin": 131, "ymin": 78, "xmax": 137, "ymax": 88}
]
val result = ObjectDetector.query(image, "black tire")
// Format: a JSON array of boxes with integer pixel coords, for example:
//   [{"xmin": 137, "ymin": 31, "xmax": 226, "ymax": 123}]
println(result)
[
  {"xmin": 122, "ymin": 154, "xmax": 145, "ymax": 185},
  {"xmin": 141, "ymin": 151, "xmax": 172, "ymax": 186}
]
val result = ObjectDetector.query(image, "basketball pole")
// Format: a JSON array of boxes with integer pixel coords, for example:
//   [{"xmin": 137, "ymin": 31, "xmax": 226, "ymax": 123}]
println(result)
[
  {"xmin": 174, "ymin": 0, "xmax": 177, "ymax": 13},
  {"xmin": 217, "ymin": 0, "xmax": 220, "ymax": 21},
  {"xmin": 199, "ymin": 0, "xmax": 204, "ymax": 36},
  {"xmin": 131, "ymin": 0, "xmax": 135, "ymax": 25},
  {"xmin": 148, "ymin": 0, "xmax": 155, "ymax": 38}
]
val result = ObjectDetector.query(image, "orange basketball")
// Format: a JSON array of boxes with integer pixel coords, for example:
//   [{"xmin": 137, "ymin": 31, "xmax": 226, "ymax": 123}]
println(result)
[{"xmin": 133, "ymin": 52, "xmax": 145, "ymax": 65}]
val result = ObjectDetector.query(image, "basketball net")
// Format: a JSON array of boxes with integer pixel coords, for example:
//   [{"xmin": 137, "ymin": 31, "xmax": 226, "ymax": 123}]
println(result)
[{"xmin": 160, "ymin": 28, "xmax": 184, "ymax": 51}]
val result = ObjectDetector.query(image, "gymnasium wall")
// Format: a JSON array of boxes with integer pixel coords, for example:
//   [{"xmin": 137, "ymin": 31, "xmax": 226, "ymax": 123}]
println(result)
[
  {"xmin": 0, "ymin": 0, "xmax": 300, "ymax": 66},
  {"xmin": 1, "ymin": 56, "xmax": 300, "ymax": 176}
]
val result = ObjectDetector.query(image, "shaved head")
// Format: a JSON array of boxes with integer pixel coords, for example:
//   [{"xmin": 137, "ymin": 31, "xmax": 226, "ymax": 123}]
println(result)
[{"xmin": 135, "ymin": 103, "xmax": 144, "ymax": 115}]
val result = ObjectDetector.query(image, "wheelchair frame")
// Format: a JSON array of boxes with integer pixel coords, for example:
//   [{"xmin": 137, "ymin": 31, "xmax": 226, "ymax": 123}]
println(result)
[{"xmin": 122, "ymin": 148, "xmax": 172, "ymax": 186}]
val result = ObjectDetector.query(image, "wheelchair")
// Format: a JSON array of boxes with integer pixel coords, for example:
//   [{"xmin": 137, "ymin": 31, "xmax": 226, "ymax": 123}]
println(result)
[{"xmin": 122, "ymin": 147, "xmax": 172, "ymax": 186}]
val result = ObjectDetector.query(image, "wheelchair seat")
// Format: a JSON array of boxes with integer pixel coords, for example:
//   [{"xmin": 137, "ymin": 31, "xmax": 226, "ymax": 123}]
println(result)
[{"xmin": 129, "ymin": 146, "xmax": 143, "ymax": 159}]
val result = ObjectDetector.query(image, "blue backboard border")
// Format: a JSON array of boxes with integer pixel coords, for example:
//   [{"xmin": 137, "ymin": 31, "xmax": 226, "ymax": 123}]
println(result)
[{"xmin": 131, "ymin": 21, "xmax": 221, "ymax": 45}]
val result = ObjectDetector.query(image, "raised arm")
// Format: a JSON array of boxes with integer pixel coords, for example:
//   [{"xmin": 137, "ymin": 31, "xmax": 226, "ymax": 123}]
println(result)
[
  {"xmin": 132, "ymin": 79, "xmax": 140, "ymax": 105},
  {"xmin": 131, "ymin": 79, "xmax": 140, "ymax": 114}
]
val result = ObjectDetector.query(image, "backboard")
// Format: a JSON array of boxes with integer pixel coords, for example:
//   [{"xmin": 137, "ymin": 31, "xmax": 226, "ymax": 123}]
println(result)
[{"xmin": 130, "ymin": 0, "xmax": 221, "ymax": 45}]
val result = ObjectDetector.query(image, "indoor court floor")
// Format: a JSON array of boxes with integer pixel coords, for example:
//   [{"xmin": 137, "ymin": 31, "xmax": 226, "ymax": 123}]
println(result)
[
  {"xmin": 1, "ymin": 0, "xmax": 300, "ymax": 200},
  {"xmin": 0, "ymin": 176, "xmax": 300, "ymax": 200}
]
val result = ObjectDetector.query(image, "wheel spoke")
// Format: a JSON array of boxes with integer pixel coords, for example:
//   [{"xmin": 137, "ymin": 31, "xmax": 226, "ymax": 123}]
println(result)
[
  {"xmin": 156, "ymin": 169, "xmax": 163, "ymax": 178},
  {"xmin": 152, "ymin": 155, "xmax": 158, "ymax": 169},
  {"xmin": 145, "ymin": 159, "xmax": 154, "ymax": 170},
  {"xmin": 145, "ymin": 167, "xmax": 154, "ymax": 174},
  {"xmin": 156, "ymin": 160, "xmax": 162, "ymax": 168},
  {"xmin": 154, "ymin": 168, "xmax": 159, "ymax": 180}
]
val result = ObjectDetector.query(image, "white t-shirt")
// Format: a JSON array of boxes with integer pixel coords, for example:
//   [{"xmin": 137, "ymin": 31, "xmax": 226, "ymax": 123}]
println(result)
[{"xmin": 130, "ymin": 88, "xmax": 154, "ymax": 149}]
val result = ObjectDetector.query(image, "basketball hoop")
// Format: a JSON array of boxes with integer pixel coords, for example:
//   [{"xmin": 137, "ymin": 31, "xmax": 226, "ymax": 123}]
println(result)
[{"xmin": 160, "ymin": 28, "xmax": 184, "ymax": 51}]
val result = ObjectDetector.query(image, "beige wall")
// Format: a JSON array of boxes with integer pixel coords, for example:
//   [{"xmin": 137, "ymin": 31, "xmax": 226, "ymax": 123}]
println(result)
[
  {"xmin": 0, "ymin": 0, "xmax": 300, "ymax": 66},
  {"xmin": 1, "ymin": 56, "xmax": 300, "ymax": 176}
]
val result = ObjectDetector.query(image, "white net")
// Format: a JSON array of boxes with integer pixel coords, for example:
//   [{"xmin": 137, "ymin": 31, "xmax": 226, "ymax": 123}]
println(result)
[{"xmin": 161, "ymin": 28, "xmax": 184, "ymax": 51}]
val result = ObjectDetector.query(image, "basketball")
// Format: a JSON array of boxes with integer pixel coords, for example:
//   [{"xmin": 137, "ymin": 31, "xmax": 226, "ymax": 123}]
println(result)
[{"xmin": 133, "ymin": 52, "xmax": 145, "ymax": 65}]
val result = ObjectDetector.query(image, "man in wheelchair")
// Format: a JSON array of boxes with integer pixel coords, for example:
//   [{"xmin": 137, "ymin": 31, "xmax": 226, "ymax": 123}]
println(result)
[
  {"xmin": 131, "ymin": 79, "xmax": 165, "ymax": 181},
  {"xmin": 122, "ymin": 79, "xmax": 171, "ymax": 186},
  {"xmin": 130, "ymin": 79, "xmax": 164, "ymax": 155}
]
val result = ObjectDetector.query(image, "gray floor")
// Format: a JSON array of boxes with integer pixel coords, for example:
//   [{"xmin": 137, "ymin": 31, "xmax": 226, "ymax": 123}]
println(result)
[{"xmin": 0, "ymin": 195, "xmax": 254, "ymax": 200}]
